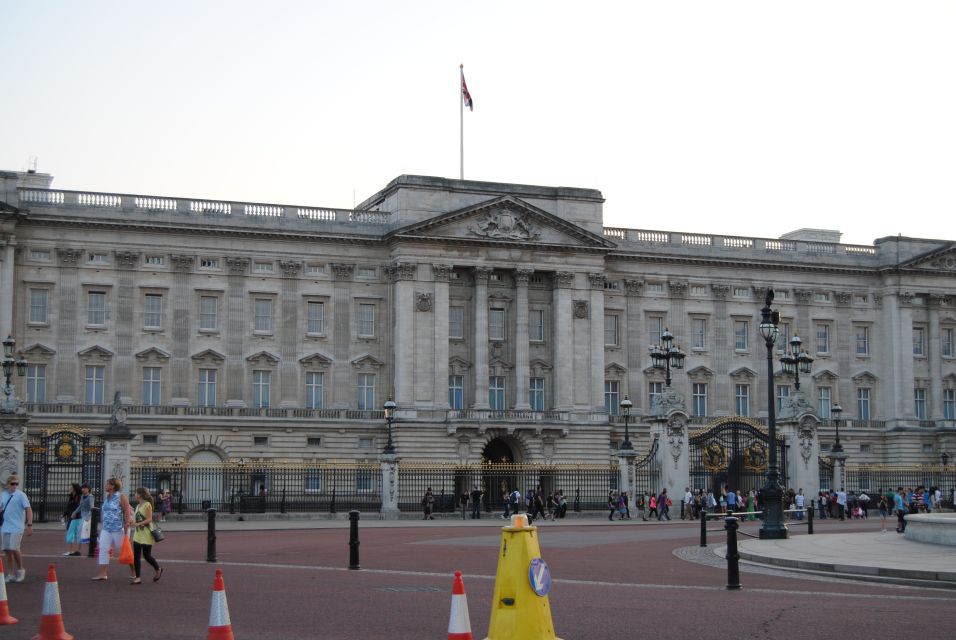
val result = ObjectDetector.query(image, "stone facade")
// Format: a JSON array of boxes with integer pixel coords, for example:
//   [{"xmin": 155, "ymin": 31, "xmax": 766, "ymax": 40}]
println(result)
[{"xmin": 0, "ymin": 169, "xmax": 954, "ymax": 470}]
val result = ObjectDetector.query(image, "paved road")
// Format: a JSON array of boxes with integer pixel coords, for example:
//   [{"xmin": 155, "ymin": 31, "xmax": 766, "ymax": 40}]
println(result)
[{"xmin": 3, "ymin": 518, "xmax": 952, "ymax": 639}]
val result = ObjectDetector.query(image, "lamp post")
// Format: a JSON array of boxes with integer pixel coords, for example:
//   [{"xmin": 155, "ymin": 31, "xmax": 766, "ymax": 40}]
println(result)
[
  {"xmin": 779, "ymin": 335, "xmax": 814, "ymax": 391},
  {"xmin": 830, "ymin": 403, "xmax": 844, "ymax": 455},
  {"xmin": 757, "ymin": 290, "xmax": 787, "ymax": 539},
  {"xmin": 383, "ymin": 397, "xmax": 396, "ymax": 455},
  {"xmin": 940, "ymin": 450, "xmax": 949, "ymax": 466},
  {"xmin": 1, "ymin": 335, "xmax": 27, "ymax": 413},
  {"xmin": 620, "ymin": 396, "xmax": 633, "ymax": 450},
  {"xmin": 650, "ymin": 328, "xmax": 685, "ymax": 387}
]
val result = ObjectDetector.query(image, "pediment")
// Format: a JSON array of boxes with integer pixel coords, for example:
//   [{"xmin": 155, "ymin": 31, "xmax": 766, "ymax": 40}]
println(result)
[
  {"xmin": 299, "ymin": 352, "xmax": 333, "ymax": 367},
  {"xmin": 530, "ymin": 358, "xmax": 553, "ymax": 374},
  {"xmin": 489, "ymin": 358, "xmax": 513, "ymax": 375},
  {"xmin": 246, "ymin": 350, "xmax": 280, "ymax": 365},
  {"xmin": 686, "ymin": 366, "xmax": 713, "ymax": 379},
  {"xmin": 135, "ymin": 347, "xmax": 171, "ymax": 362},
  {"xmin": 351, "ymin": 354, "xmax": 385, "ymax": 368},
  {"xmin": 449, "ymin": 356, "xmax": 472, "ymax": 375},
  {"xmin": 729, "ymin": 367, "xmax": 757, "ymax": 379},
  {"xmin": 605, "ymin": 362, "xmax": 627, "ymax": 376},
  {"xmin": 852, "ymin": 370, "xmax": 878, "ymax": 383},
  {"xmin": 387, "ymin": 196, "xmax": 615, "ymax": 249},
  {"xmin": 21, "ymin": 343, "xmax": 56, "ymax": 358},
  {"xmin": 898, "ymin": 243, "xmax": 956, "ymax": 272},
  {"xmin": 78, "ymin": 345, "xmax": 113, "ymax": 360},
  {"xmin": 192, "ymin": 349, "xmax": 226, "ymax": 363},
  {"xmin": 812, "ymin": 369, "xmax": 839, "ymax": 382}
]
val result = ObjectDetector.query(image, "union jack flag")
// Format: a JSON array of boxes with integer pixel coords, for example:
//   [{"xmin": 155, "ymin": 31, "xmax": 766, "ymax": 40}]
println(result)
[{"xmin": 461, "ymin": 72, "xmax": 473, "ymax": 111}]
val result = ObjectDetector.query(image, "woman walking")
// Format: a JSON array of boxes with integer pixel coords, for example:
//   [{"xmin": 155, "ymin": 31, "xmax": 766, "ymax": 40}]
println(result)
[
  {"xmin": 647, "ymin": 492, "xmax": 659, "ymax": 520},
  {"xmin": 130, "ymin": 487, "xmax": 163, "ymax": 584},
  {"xmin": 62, "ymin": 483, "xmax": 82, "ymax": 556},
  {"xmin": 92, "ymin": 477, "xmax": 132, "ymax": 581},
  {"xmin": 64, "ymin": 483, "xmax": 93, "ymax": 556}
]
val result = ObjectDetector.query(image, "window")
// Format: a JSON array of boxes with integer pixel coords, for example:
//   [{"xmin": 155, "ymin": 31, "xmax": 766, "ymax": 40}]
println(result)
[
  {"xmin": 648, "ymin": 381, "xmax": 663, "ymax": 410},
  {"xmin": 358, "ymin": 437, "xmax": 373, "ymax": 450},
  {"xmin": 733, "ymin": 287, "xmax": 750, "ymax": 298},
  {"xmin": 690, "ymin": 285, "xmax": 707, "ymax": 297},
  {"xmin": 307, "ymin": 301, "xmax": 325, "ymax": 334},
  {"xmin": 356, "ymin": 470, "xmax": 373, "ymax": 493},
  {"xmin": 26, "ymin": 364, "xmax": 46, "ymax": 403},
  {"xmin": 87, "ymin": 291, "xmax": 106, "ymax": 326},
  {"xmin": 692, "ymin": 383, "xmax": 707, "ymax": 417},
  {"xmin": 818, "ymin": 387, "xmax": 832, "ymax": 419},
  {"xmin": 199, "ymin": 296, "xmax": 219, "ymax": 331},
  {"xmin": 529, "ymin": 309, "xmax": 545, "ymax": 342},
  {"xmin": 647, "ymin": 316, "xmax": 664, "ymax": 346},
  {"xmin": 775, "ymin": 385, "xmax": 791, "ymax": 413},
  {"xmin": 489, "ymin": 308, "xmax": 505, "ymax": 341},
  {"xmin": 734, "ymin": 320, "xmax": 749, "ymax": 351},
  {"xmin": 914, "ymin": 388, "xmax": 927, "ymax": 420},
  {"xmin": 357, "ymin": 373, "xmax": 375, "ymax": 410},
  {"xmin": 775, "ymin": 322, "xmax": 791, "ymax": 354},
  {"xmin": 142, "ymin": 367, "xmax": 162, "ymax": 405},
  {"xmin": 88, "ymin": 252, "xmax": 109, "ymax": 265},
  {"xmin": 912, "ymin": 327, "xmax": 925, "ymax": 356},
  {"xmin": 29, "ymin": 289, "xmax": 48, "ymax": 324},
  {"xmin": 144, "ymin": 294, "xmax": 163, "ymax": 329},
  {"xmin": 530, "ymin": 378, "xmax": 545, "ymax": 411},
  {"xmin": 29, "ymin": 249, "xmax": 51, "ymax": 261},
  {"xmin": 647, "ymin": 282, "xmax": 664, "ymax": 294},
  {"xmin": 604, "ymin": 314, "xmax": 619, "ymax": 346},
  {"xmin": 815, "ymin": 292, "xmax": 830, "ymax": 303},
  {"xmin": 198, "ymin": 369, "xmax": 217, "ymax": 406},
  {"xmin": 356, "ymin": 266, "xmax": 377, "ymax": 279},
  {"xmin": 855, "ymin": 326, "xmax": 870, "ymax": 355},
  {"xmin": 199, "ymin": 258, "xmax": 220, "ymax": 270},
  {"xmin": 449, "ymin": 306, "xmax": 464, "ymax": 339},
  {"xmin": 307, "ymin": 437, "xmax": 322, "ymax": 447},
  {"xmin": 254, "ymin": 436, "xmax": 269, "ymax": 446},
  {"xmin": 604, "ymin": 380, "xmax": 620, "ymax": 416},
  {"xmin": 734, "ymin": 384, "xmax": 749, "ymax": 417},
  {"xmin": 859, "ymin": 443, "xmax": 872, "ymax": 454},
  {"xmin": 142, "ymin": 434, "xmax": 159, "ymax": 445},
  {"xmin": 306, "ymin": 372, "xmax": 324, "ymax": 409},
  {"xmin": 604, "ymin": 280, "xmax": 621, "ymax": 291},
  {"xmin": 692, "ymin": 318, "xmax": 707, "ymax": 350},
  {"xmin": 943, "ymin": 328, "xmax": 955, "ymax": 357},
  {"xmin": 489, "ymin": 376, "xmax": 506, "ymax": 410},
  {"xmin": 305, "ymin": 264, "xmax": 325, "ymax": 276},
  {"xmin": 304, "ymin": 471, "xmax": 322, "ymax": 493},
  {"xmin": 448, "ymin": 375, "xmax": 464, "ymax": 410},
  {"xmin": 253, "ymin": 261, "xmax": 274, "ymax": 273},
  {"xmin": 144, "ymin": 255, "xmax": 165, "ymax": 266},
  {"xmin": 944, "ymin": 389, "xmax": 955, "ymax": 420},
  {"xmin": 857, "ymin": 387, "xmax": 871, "ymax": 420},
  {"xmin": 815, "ymin": 323, "xmax": 830, "ymax": 354},
  {"xmin": 254, "ymin": 298, "xmax": 273, "ymax": 333},
  {"xmin": 357, "ymin": 303, "xmax": 375, "ymax": 338},
  {"xmin": 252, "ymin": 370, "xmax": 271, "ymax": 408},
  {"xmin": 84, "ymin": 365, "xmax": 105, "ymax": 404}
]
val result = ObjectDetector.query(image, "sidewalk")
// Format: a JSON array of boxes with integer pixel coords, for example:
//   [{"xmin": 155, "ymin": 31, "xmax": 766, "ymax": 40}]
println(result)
[{"xmin": 735, "ymin": 531, "xmax": 956, "ymax": 588}]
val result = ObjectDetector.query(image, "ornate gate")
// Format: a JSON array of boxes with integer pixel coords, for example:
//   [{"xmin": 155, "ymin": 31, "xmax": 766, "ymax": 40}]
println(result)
[
  {"xmin": 689, "ymin": 417, "xmax": 787, "ymax": 496},
  {"xmin": 24, "ymin": 426, "xmax": 104, "ymax": 522}
]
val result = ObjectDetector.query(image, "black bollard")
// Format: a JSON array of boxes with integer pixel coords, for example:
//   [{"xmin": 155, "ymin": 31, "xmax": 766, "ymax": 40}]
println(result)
[
  {"xmin": 808, "ymin": 499, "xmax": 814, "ymax": 535},
  {"xmin": 87, "ymin": 507, "xmax": 100, "ymax": 558},
  {"xmin": 700, "ymin": 507, "xmax": 708, "ymax": 547},
  {"xmin": 725, "ymin": 516, "xmax": 741, "ymax": 590},
  {"xmin": 348, "ymin": 510, "xmax": 361, "ymax": 570},
  {"xmin": 207, "ymin": 508, "xmax": 217, "ymax": 563}
]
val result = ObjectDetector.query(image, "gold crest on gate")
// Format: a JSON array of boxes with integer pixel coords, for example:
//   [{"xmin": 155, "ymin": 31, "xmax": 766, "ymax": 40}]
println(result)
[{"xmin": 702, "ymin": 441, "xmax": 728, "ymax": 472}]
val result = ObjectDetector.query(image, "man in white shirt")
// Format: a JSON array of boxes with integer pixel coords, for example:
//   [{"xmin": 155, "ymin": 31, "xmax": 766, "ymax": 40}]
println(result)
[
  {"xmin": 682, "ymin": 487, "xmax": 693, "ymax": 520},
  {"xmin": 1, "ymin": 475, "xmax": 34, "ymax": 583},
  {"xmin": 836, "ymin": 487, "xmax": 848, "ymax": 521},
  {"xmin": 794, "ymin": 488, "xmax": 805, "ymax": 520}
]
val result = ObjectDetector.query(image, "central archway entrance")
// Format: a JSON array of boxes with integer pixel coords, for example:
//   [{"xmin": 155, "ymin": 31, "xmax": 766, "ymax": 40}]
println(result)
[{"xmin": 482, "ymin": 437, "xmax": 516, "ymax": 463}]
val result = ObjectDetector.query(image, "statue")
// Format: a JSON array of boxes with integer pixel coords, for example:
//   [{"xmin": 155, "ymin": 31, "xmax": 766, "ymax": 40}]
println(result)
[{"xmin": 106, "ymin": 391, "xmax": 129, "ymax": 435}]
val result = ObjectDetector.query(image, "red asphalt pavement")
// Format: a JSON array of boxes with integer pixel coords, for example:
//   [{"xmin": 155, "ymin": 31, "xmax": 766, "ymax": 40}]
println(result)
[{"xmin": 3, "ymin": 518, "xmax": 953, "ymax": 639}]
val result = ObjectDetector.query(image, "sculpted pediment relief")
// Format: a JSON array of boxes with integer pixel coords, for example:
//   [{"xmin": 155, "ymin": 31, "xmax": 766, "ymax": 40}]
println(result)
[
  {"xmin": 351, "ymin": 354, "xmax": 385, "ymax": 369},
  {"xmin": 21, "ymin": 343, "xmax": 56, "ymax": 358},
  {"xmin": 900, "ymin": 243, "xmax": 956, "ymax": 271},
  {"xmin": 387, "ymin": 195, "xmax": 614, "ymax": 249},
  {"xmin": 299, "ymin": 352, "xmax": 333, "ymax": 367},
  {"xmin": 135, "ymin": 347, "xmax": 171, "ymax": 362},
  {"xmin": 192, "ymin": 349, "xmax": 226, "ymax": 364},
  {"xmin": 246, "ymin": 350, "xmax": 280, "ymax": 366},
  {"xmin": 78, "ymin": 345, "xmax": 113, "ymax": 360}
]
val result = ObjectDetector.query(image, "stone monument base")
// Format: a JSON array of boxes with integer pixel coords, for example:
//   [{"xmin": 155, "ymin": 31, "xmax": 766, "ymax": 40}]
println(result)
[{"xmin": 904, "ymin": 512, "xmax": 956, "ymax": 546}]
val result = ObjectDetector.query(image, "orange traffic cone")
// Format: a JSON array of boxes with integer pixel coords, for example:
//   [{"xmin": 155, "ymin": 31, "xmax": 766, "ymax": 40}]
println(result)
[
  {"xmin": 206, "ymin": 569, "xmax": 234, "ymax": 640},
  {"xmin": 0, "ymin": 558, "xmax": 18, "ymax": 625},
  {"xmin": 447, "ymin": 570, "xmax": 473, "ymax": 640},
  {"xmin": 32, "ymin": 564, "xmax": 72, "ymax": 640}
]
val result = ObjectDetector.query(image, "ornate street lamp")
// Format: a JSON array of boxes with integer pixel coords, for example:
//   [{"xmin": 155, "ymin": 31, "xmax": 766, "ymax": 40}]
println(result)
[
  {"xmin": 619, "ymin": 396, "xmax": 633, "ymax": 450},
  {"xmin": 1, "ymin": 335, "xmax": 27, "ymax": 413},
  {"xmin": 779, "ymin": 335, "xmax": 814, "ymax": 391},
  {"xmin": 383, "ymin": 397, "xmax": 397, "ymax": 455},
  {"xmin": 830, "ymin": 403, "xmax": 844, "ymax": 455},
  {"xmin": 940, "ymin": 450, "xmax": 949, "ymax": 466},
  {"xmin": 649, "ymin": 329, "xmax": 685, "ymax": 387},
  {"xmin": 757, "ymin": 289, "xmax": 787, "ymax": 539}
]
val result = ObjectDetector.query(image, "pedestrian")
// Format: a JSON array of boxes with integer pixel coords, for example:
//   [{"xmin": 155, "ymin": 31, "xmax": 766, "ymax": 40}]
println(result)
[
  {"xmin": 64, "ymin": 483, "xmax": 94, "ymax": 556},
  {"xmin": 648, "ymin": 492, "xmax": 658, "ymax": 519},
  {"xmin": 658, "ymin": 488, "xmax": 672, "ymax": 521},
  {"xmin": 637, "ymin": 492, "xmax": 647, "ymax": 521},
  {"xmin": 682, "ymin": 487, "xmax": 693, "ymax": 520},
  {"xmin": 836, "ymin": 487, "xmax": 847, "ymax": 520},
  {"xmin": 877, "ymin": 493, "xmax": 889, "ymax": 532},
  {"xmin": 724, "ymin": 484, "xmax": 737, "ymax": 514},
  {"xmin": 92, "ymin": 477, "xmax": 133, "ymax": 581},
  {"xmin": 470, "ymin": 486, "xmax": 483, "ymax": 519},
  {"xmin": 530, "ymin": 490, "xmax": 546, "ymax": 523},
  {"xmin": 818, "ymin": 491, "xmax": 829, "ymax": 519},
  {"xmin": 557, "ymin": 490, "xmax": 567, "ymax": 519},
  {"xmin": 62, "ymin": 483, "xmax": 82, "ymax": 556},
  {"xmin": 607, "ymin": 490, "xmax": 617, "ymax": 521},
  {"xmin": 893, "ymin": 486, "xmax": 907, "ymax": 533},
  {"xmin": 157, "ymin": 490, "xmax": 172, "ymax": 522},
  {"xmin": 130, "ymin": 487, "xmax": 163, "ymax": 584},
  {"xmin": 622, "ymin": 491, "xmax": 631, "ymax": 519},
  {"xmin": 794, "ymin": 488, "xmax": 805, "ymax": 520},
  {"xmin": 420, "ymin": 487, "xmax": 435, "ymax": 520},
  {"xmin": 1, "ymin": 474, "xmax": 33, "ymax": 583},
  {"xmin": 746, "ymin": 490, "xmax": 756, "ymax": 521},
  {"xmin": 502, "ymin": 490, "xmax": 511, "ymax": 518}
]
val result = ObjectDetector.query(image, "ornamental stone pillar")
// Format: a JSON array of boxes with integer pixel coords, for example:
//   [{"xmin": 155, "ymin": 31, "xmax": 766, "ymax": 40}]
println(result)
[
  {"xmin": 113, "ymin": 251, "xmax": 140, "ymax": 405},
  {"xmin": 471, "ymin": 267, "xmax": 492, "ymax": 409},
  {"xmin": 779, "ymin": 414, "xmax": 822, "ymax": 499},
  {"xmin": 380, "ymin": 453, "xmax": 400, "ymax": 520},
  {"xmin": 617, "ymin": 448, "xmax": 636, "ymax": 505},
  {"xmin": 658, "ymin": 414, "xmax": 689, "ymax": 500},
  {"xmin": 552, "ymin": 272, "xmax": 574, "ymax": 411},
  {"xmin": 0, "ymin": 414, "xmax": 28, "ymax": 484},
  {"xmin": 513, "ymin": 268, "xmax": 533, "ymax": 410}
]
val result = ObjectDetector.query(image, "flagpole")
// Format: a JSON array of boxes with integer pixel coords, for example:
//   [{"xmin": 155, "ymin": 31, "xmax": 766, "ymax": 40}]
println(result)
[{"xmin": 460, "ymin": 64, "xmax": 464, "ymax": 180}]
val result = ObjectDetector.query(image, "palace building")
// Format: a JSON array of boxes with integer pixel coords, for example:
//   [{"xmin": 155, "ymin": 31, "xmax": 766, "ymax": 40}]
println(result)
[{"xmin": 0, "ymin": 168, "xmax": 954, "ymax": 499}]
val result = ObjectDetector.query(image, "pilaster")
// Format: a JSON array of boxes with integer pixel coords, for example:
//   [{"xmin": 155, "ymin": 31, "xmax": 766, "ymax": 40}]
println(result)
[
  {"xmin": 432, "ymin": 265, "xmax": 452, "ymax": 410},
  {"xmin": 54, "ymin": 248, "xmax": 83, "ymax": 402},
  {"xmin": 513, "ymin": 268, "xmax": 533, "ymax": 410},
  {"xmin": 278, "ymin": 260, "xmax": 302, "ymax": 408},
  {"xmin": 589, "ymin": 273, "xmax": 607, "ymax": 411},
  {"xmin": 471, "ymin": 267, "xmax": 492, "ymax": 409},
  {"xmin": 331, "ymin": 264, "xmax": 354, "ymax": 409},
  {"xmin": 224, "ymin": 257, "xmax": 249, "ymax": 407},
  {"xmin": 169, "ymin": 255, "xmax": 195, "ymax": 405},
  {"xmin": 552, "ymin": 271, "xmax": 574, "ymax": 411},
  {"xmin": 113, "ymin": 251, "xmax": 140, "ymax": 404},
  {"xmin": 0, "ymin": 414, "xmax": 28, "ymax": 482}
]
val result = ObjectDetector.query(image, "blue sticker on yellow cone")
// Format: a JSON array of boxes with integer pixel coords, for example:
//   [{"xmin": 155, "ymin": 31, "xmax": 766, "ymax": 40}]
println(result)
[{"xmin": 528, "ymin": 557, "xmax": 552, "ymax": 596}]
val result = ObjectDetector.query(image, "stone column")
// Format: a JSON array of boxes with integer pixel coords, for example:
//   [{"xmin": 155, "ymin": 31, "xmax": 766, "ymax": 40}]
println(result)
[
  {"xmin": 617, "ymin": 448, "xmax": 636, "ymax": 504},
  {"xmin": 330, "ymin": 264, "xmax": 354, "ymax": 409},
  {"xmin": 711, "ymin": 285, "xmax": 731, "ymax": 413},
  {"xmin": 552, "ymin": 272, "xmax": 574, "ymax": 411},
  {"xmin": 0, "ymin": 236, "xmax": 15, "ymax": 337},
  {"xmin": 929, "ymin": 295, "xmax": 944, "ymax": 419},
  {"xmin": 0, "ymin": 414, "xmax": 28, "ymax": 483},
  {"xmin": 389, "ymin": 263, "xmax": 417, "ymax": 407},
  {"xmin": 380, "ymin": 453, "xmax": 400, "ymax": 520},
  {"xmin": 780, "ymin": 416, "xmax": 821, "ymax": 499},
  {"xmin": 102, "ymin": 431, "xmax": 135, "ymax": 489},
  {"xmin": 658, "ymin": 415, "xmax": 689, "ymax": 499},
  {"xmin": 623, "ymin": 280, "xmax": 644, "ymax": 409},
  {"xmin": 278, "ymin": 260, "xmax": 302, "ymax": 408},
  {"xmin": 471, "ymin": 267, "xmax": 492, "ymax": 409},
  {"xmin": 589, "ymin": 273, "xmax": 607, "ymax": 411},
  {"xmin": 831, "ymin": 451, "xmax": 847, "ymax": 492},
  {"xmin": 54, "ymin": 249, "xmax": 83, "ymax": 402},
  {"xmin": 432, "ymin": 265, "xmax": 452, "ymax": 410},
  {"xmin": 224, "ymin": 258, "xmax": 249, "ymax": 407},
  {"xmin": 169, "ymin": 255, "xmax": 195, "ymax": 405},
  {"xmin": 113, "ymin": 251, "xmax": 140, "ymax": 404},
  {"xmin": 513, "ymin": 268, "xmax": 533, "ymax": 410}
]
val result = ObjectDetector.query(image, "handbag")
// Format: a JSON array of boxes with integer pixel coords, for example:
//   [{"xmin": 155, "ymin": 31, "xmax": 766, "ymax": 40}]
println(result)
[
  {"xmin": 80, "ymin": 518, "xmax": 92, "ymax": 544},
  {"xmin": 118, "ymin": 533, "xmax": 134, "ymax": 565},
  {"xmin": 150, "ymin": 524, "xmax": 165, "ymax": 543}
]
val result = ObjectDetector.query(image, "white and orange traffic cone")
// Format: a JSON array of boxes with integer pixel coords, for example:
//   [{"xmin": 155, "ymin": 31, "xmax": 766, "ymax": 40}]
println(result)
[
  {"xmin": 447, "ymin": 570, "xmax": 473, "ymax": 640},
  {"xmin": 206, "ymin": 569, "xmax": 234, "ymax": 640},
  {"xmin": 32, "ymin": 564, "xmax": 72, "ymax": 640},
  {"xmin": 0, "ymin": 558, "xmax": 17, "ymax": 625}
]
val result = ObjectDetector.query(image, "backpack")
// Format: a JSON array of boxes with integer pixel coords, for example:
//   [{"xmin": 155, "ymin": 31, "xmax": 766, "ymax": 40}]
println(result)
[{"xmin": 511, "ymin": 491, "xmax": 520, "ymax": 505}]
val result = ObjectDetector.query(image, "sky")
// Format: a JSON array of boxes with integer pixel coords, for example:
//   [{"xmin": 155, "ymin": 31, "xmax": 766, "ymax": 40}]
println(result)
[{"xmin": 2, "ymin": 2, "xmax": 955, "ymax": 246}]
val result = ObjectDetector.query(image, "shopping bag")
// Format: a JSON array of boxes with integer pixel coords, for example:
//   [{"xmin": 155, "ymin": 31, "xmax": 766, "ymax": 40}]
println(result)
[
  {"xmin": 118, "ymin": 533, "xmax": 134, "ymax": 565},
  {"xmin": 80, "ymin": 518, "xmax": 92, "ymax": 544}
]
